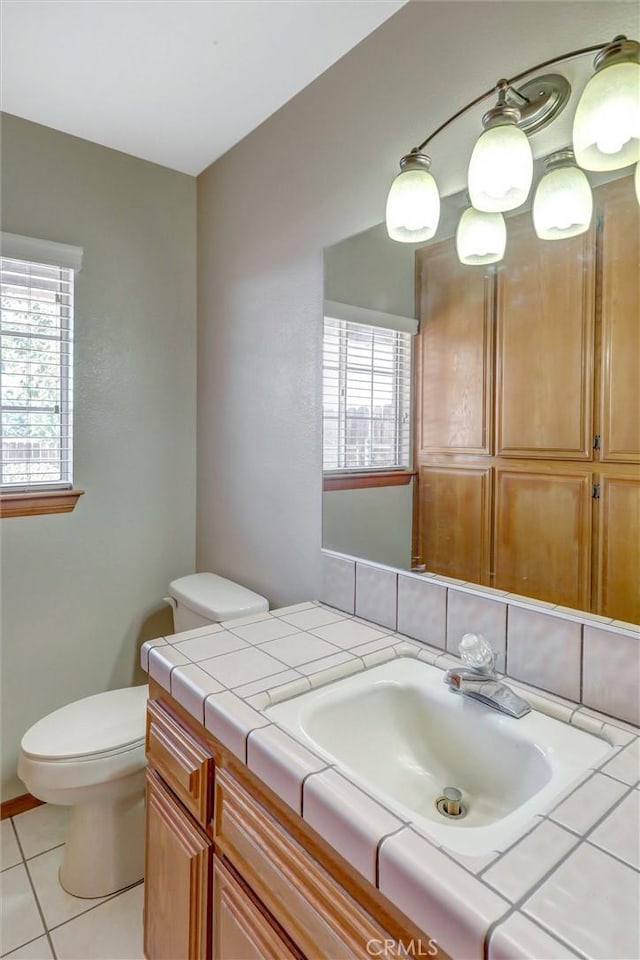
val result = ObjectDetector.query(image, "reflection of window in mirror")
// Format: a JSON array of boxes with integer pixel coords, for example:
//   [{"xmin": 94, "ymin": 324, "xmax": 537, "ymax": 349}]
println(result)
[{"xmin": 322, "ymin": 301, "xmax": 416, "ymax": 492}]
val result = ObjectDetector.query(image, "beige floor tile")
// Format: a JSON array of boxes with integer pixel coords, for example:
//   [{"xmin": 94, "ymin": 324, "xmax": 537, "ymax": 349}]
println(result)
[
  {"xmin": 50, "ymin": 884, "xmax": 144, "ymax": 960},
  {"xmin": 3, "ymin": 935, "xmax": 54, "ymax": 959},
  {"xmin": 0, "ymin": 864, "xmax": 45, "ymax": 956},
  {"xmin": 13, "ymin": 806, "xmax": 68, "ymax": 861},
  {"xmin": 26, "ymin": 847, "xmax": 109, "ymax": 929},
  {"xmin": 1, "ymin": 821, "xmax": 21, "ymax": 872}
]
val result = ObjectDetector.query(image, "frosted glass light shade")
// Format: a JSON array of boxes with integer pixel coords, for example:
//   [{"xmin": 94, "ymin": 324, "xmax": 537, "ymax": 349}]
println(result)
[
  {"xmin": 386, "ymin": 166, "xmax": 441, "ymax": 242},
  {"xmin": 468, "ymin": 123, "xmax": 533, "ymax": 212},
  {"xmin": 533, "ymin": 165, "xmax": 593, "ymax": 240},
  {"xmin": 573, "ymin": 61, "xmax": 640, "ymax": 171},
  {"xmin": 456, "ymin": 208, "xmax": 507, "ymax": 265}
]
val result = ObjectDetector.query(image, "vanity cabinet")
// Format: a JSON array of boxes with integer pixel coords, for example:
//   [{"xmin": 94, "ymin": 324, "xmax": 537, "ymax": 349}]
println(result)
[
  {"xmin": 144, "ymin": 687, "xmax": 442, "ymax": 960},
  {"xmin": 414, "ymin": 173, "xmax": 640, "ymax": 620}
]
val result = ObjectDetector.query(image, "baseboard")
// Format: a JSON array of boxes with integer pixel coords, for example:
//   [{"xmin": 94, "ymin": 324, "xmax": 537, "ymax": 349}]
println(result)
[{"xmin": 0, "ymin": 793, "xmax": 44, "ymax": 820}]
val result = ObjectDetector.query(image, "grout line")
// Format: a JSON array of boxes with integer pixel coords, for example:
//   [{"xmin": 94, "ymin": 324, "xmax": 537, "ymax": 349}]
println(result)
[
  {"xmin": 45, "ymin": 878, "xmax": 145, "ymax": 935},
  {"xmin": 374, "ymin": 823, "xmax": 406, "ymax": 889},
  {"xmin": 579, "ymin": 624, "xmax": 584, "ymax": 704},
  {"xmin": 24, "ymin": 842, "xmax": 66, "ymax": 863},
  {"xmin": 10, "ymin": 819, "xmax": 58, "ymax": 960}
]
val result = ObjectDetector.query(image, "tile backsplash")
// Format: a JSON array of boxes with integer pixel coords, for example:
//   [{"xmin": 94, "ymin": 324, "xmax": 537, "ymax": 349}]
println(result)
[{"xmin": 320, "ymin": 550, "xmax": 640, "ymax": 727}]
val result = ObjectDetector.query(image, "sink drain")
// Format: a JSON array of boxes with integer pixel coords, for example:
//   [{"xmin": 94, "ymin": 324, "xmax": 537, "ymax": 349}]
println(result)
[{"xmin": 435, "ymin": 786, "xmax": 467, "ymax": 819}]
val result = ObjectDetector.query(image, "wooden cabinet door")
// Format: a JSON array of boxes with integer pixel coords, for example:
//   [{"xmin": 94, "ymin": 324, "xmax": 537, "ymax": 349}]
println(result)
[
  {"xmin": 417, "ymin": 465, "xmax": 492, "ymax": 584},
  {"xmin": 213, "ymin": 856, "xmax": 297, "ymax": 960},
  {"xmin": 598, "ymin": 177, "xmax": 640, "ymax": 463},
  {"xmin": 144, "ymin": 770, "xmax": 212, "ymax": 960},
  {"xmin": 416, "ymin": 240, "xmax": 494, "ymax": 455},
  {"xmin": 495, "ymin": 213, "xmax": 595, "ymax": 459},
  {"xmin": 595, "ymin": 474, "xmax": 640, "ymax": 622},
  {"xmin": 494, "ymin": 467, "xmax": 592, "ymax": 607}
]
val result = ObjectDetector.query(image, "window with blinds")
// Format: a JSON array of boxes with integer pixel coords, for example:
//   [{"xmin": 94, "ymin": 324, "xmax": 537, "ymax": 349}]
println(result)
[
  {"xmin": 0, "ymin": 257, "xmax": 74, "ymax": 490},
  {"xmin": 323, "ymin": 315, "xmax": 412, "ymax": 472}
]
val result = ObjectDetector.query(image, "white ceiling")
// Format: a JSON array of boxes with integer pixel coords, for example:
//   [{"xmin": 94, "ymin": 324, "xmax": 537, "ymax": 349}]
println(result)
[{"xmin": 0, "ymin": 0, "xmax": 406, "ymax": 175}]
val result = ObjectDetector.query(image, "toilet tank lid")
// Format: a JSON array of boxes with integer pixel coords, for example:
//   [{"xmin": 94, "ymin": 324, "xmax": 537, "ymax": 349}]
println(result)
[
  {"xmin": 169, "ymin": 573, "xmax": 268, "ymax": 622},
  {"xmin": 21, "ymin": 685, "xmax": 148, "ymax": 761}
]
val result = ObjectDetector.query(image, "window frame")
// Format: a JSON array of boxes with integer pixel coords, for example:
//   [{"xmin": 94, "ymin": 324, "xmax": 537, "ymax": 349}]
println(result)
[
  {"xmin": 0, "ymin": 235, "xmax": 84, "ymax": 518},
  {"xmin": 322, "ymin": 302, "xmax": 416, "ymax": 491}
]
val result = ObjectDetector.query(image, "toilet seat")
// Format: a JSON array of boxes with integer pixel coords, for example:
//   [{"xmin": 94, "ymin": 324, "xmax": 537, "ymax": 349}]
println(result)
[{"xmin": 21, "ymin": 685, "xmax": 148, "ymax": 762}]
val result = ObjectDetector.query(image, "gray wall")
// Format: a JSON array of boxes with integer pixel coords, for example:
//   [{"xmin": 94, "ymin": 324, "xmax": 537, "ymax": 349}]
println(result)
[
  {"xmin": 196, "ymin": 1, "xmax": 633, "ymax": 607},
  {"xmin": 1, "ymin": 115, "xmax": 197, "ymax": 799},
  {"xmin": 324, "ymin": 222, "xmax": 416, "ymax": 318},
  {"xmin": 323, "ymin": 485, "xmax": 413, "ymax": 570}
]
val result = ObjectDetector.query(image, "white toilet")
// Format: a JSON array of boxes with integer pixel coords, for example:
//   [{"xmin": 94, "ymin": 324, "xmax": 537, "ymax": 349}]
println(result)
[{"xmin": 18, "ymin": 573, "xmax": 268, "ymax": 899}]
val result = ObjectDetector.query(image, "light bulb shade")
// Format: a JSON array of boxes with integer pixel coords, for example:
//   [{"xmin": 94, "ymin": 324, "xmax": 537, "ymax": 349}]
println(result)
[
  {"xmin": 456, "ymin": 208, "xmax": 507, "ymax": 265},
  {"xmin": 468, "ymin": 123, "xmax": 533, "ymax": 212},
  {"xmin": 386, "ymin": 160, "xmax": 440, "ymax": 242},
  {"xmin": 533, "ymin": 164, "xmax": 593, "ymax": 240},
  {"xmin": 573, "ymin": 61, "xmax": 640, "ymax": 171}
]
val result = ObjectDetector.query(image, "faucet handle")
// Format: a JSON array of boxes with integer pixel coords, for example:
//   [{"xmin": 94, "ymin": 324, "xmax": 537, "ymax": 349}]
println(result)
[{"xmin": 459, "ymin": 633, "xmax": 495, "ymax": 673}]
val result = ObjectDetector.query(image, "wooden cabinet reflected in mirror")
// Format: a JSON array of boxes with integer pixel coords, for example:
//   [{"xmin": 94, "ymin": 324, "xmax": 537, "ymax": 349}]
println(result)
[{"xmin": 413, "ymin": 175, "xmax": 639, "ymax": 622}]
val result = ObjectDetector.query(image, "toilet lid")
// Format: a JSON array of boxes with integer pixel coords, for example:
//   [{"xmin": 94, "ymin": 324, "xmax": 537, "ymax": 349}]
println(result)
[{"xmin": 21, "ymin": 685, "xmax": 148, "ymax": 761}]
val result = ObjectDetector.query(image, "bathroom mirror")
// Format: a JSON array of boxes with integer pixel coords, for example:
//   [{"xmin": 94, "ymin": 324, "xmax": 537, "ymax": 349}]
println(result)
[{"xmin": 323, "ymin": 170, "xmax": 637, "ymax": 622}]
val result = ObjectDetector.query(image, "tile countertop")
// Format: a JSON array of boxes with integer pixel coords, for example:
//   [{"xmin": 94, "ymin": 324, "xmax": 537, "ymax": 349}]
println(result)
[{"xmin": 141, "ymin": 602, "xmax": 640, "ymax": 960}]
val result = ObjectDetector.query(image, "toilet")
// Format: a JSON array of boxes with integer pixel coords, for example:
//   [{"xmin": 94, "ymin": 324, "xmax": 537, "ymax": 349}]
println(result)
[{"xmin": 18, "ymin": 573, "xmax": 268, "ymax": 899}]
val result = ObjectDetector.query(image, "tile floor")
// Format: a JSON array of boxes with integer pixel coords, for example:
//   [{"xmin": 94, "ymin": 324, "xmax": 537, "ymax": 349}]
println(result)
[{"xmin": 1, "ymin": 805, "xmax": 143, "ymax": 959}]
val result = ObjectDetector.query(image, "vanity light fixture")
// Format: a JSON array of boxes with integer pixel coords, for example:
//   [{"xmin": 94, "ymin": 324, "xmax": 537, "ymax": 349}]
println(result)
[
  {"xmin": 467, "ymin": 81, "xmax": 534, "ymax": 212},
  {"xmin": 573, "ymin": 36, "xmax": 640, "ymax": 171},
  {"xmin": 385, "ymin": 150, "xmax": 441, "ymax": 242},
  {"xmin": 385, "ymin": 36, "xmax": 639, "ymax": 250},
  {"xmin": 532, "ymin": 148, "xmax": 593, "ymax": 240},
  {"xmin": 456, "ymin": 207, "xmax": 507, "ymax": 264}
]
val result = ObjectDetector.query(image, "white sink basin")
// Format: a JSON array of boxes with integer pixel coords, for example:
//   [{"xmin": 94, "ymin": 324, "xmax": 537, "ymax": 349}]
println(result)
[{"xmin": 266, "ymin": 657, "xmax": 612, "ymax": 856}]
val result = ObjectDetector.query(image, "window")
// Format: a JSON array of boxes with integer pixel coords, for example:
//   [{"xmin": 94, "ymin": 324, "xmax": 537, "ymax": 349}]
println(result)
[
  {"xmin": 322, "ymin": 301, "xmax": 415, "ymax": 489},
  {"xmin": 0, "ymin": 233, "xmax": 83, "ymax": 517}
]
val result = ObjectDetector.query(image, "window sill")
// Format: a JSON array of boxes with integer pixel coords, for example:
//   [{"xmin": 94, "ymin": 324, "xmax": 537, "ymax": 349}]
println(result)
[
  {"xmin": 323, "ymin": 471, "xmax": 415, "ymax": 492},
  {"xmin": 0, "ymin": 489, "xmax": 84, "ymax": 518}
]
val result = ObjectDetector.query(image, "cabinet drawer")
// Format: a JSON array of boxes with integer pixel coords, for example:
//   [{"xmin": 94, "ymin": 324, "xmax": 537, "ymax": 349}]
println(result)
[
  {"xmin": 214, "ymin": 768, "xmax": 391, "ymax": 960},
  {"xmin": 146, "ymin": 700, "xmax": 213, "ymax": 825},
  {"xmin": 213, "ymin": 856, "xmax": 298, "ymax": 960}
]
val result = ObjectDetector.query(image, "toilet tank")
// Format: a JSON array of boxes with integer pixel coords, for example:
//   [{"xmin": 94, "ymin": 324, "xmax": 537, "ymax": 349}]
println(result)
[{"xmin": 166, "ymin": 573, "xmax": 269, "ymax": 633}]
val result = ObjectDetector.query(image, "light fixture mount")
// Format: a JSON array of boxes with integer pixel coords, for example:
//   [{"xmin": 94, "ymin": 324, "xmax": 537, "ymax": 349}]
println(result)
[
  {"xmin": 593, "ymin": 35, "xmax": 639, "ymax": 71},
  {"xmin": 399, "ymin": 151, "xmax": 432, "ymax": 172},
  {"xmin": 510, "ymin": 74, "xmax": 572, "ymax": 135},
  {"xmin": 544, "ymin": 147, "xmax": 577, "ymax": 171}
]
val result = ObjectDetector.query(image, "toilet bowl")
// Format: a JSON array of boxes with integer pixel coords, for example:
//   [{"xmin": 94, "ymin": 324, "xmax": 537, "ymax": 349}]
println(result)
[
  {"xmin": 18, "ymin": 572, "xmax": 268, "ymax": 899},
  {"xmin": 18, "ymin": 685, "xmax": 148, "ymax": 898}
]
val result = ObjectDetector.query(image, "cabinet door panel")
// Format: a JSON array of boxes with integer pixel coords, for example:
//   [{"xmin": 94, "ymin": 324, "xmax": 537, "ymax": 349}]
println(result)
[
  {"xmin": 417, "ymin": 465, "xmax": 491, "ymax": 584},
  {"xmin": 494, "ymin": 468, "xmax": 592, "ymax": 607},
  {"xmin": 416, "ymin": 242, "xmax": 493, "ymax": 454},
  {"xmin": 213, "ymin": 856, "xmax": 297, "ymax": 960},
  {"xmin": 144, "ymin": 770, "xmax": 212, "ymax": 960},
  {"xmin": 599, "ymin": 178, "xmax": 640, "ymax": 463},
  {"xmin": 595, "ymin": 474, "xmax": 640, "ymax": 622},
  {"xmin": 146, "ymin": 699, "xmax": 214, "ymax": 826},
  {"xmin": 495, "ymin": 216, "xmax": 594, "ymax": 459}
]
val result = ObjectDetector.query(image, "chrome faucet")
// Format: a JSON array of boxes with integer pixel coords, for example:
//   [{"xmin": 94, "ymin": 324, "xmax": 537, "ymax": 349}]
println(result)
[{"xmin": 444, "ymin": 634, "xmax": 531, "ymax": 719}]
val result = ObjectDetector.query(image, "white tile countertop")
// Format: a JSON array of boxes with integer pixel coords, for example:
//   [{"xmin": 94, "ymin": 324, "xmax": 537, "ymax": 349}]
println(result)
[{"xmin": 141, "ymin": 602, "xmax": 640, "ymax": 960}]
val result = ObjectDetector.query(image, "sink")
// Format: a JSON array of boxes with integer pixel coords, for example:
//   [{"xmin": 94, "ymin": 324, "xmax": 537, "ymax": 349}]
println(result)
[{"xmin": 266, "ymin": 657, "xmax": 613, "ymax": 856}]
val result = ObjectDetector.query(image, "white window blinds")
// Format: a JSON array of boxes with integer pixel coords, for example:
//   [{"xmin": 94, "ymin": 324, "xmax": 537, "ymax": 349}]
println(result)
[
  {"xmin": 323, "ymin": 311, "xmax": 413, "ymax": 473},
  {"xmin": 0, "ymin": 256, "xmax": 75, "ymax": 490}
]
